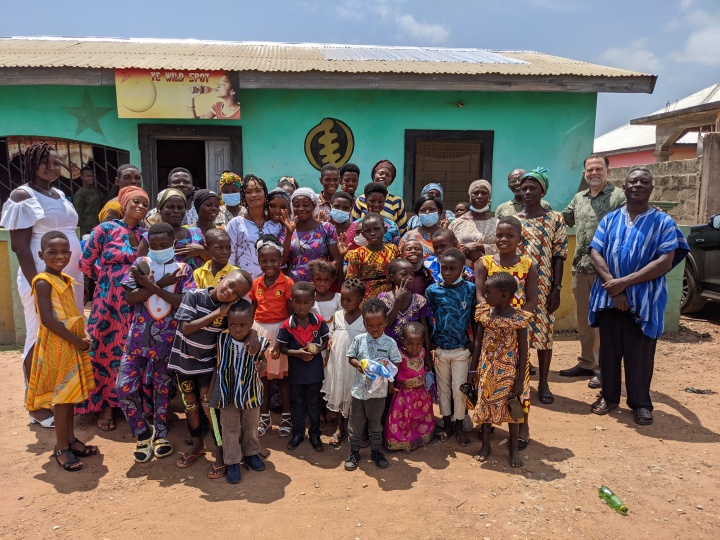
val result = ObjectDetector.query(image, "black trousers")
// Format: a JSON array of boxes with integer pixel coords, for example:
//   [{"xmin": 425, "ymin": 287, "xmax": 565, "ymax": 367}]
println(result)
[
  {"xmin": 597, "ymin": 309, "xmax": 657, "ymax": 410},
  {"xmin": 290, "ymin": 382, "xmax": 323, "ymax": 438}
]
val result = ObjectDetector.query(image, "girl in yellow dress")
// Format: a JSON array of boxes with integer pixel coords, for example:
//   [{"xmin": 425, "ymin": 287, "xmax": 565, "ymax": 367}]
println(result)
[
  {"xmin": 475, "ymin": 216, "xmax": 537, "ymax": 450},
  {"xmin": 26, "ymin": 232, "xmax": 96, "ymax": 471},
  {"xmin": 469, "ymin": 272, "xmax": 530, "ymax": 468}
]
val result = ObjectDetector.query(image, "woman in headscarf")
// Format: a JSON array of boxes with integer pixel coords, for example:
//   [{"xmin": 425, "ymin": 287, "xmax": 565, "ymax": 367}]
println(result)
[
  {"xmin": 218, "ymin": 171, "xmax": 243, "ymax": 221},
  {"xmin": 286, "ymin": 187, "xmax": 342, "ymax": 283},
  {"xmin": 227, "ymin": 175, "xmax": 287, "ymax": 279},
  {"xmin": 351, "ymin": 159, "xmax": 408, "ymax": 235},
  {"xmin": 516, "ymin": 167, "xmax": 568, "ymax": 406},
  {"xmin": 449, "ymin": 179, "xmax": 498, "ymax": 264},
  {"xmin": 406, "ymin": 182, "xmax": 456, "ymax": 230},
  {"xmin": 193, "ymin": 189, "xmax": 221, "ymax": 236},
  {"xmin": 77, "ymin": 186, "xmax": 150, "ymax": 431},
  {"xmin": 137, "ymin": 189, "xmax": 208, "ymax": 270}
]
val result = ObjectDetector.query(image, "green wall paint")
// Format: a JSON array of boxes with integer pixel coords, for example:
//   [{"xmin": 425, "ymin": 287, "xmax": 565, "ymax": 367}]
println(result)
[{"xmin": 0, "ymin": 85, "xmax": 597, "ymax": 209}]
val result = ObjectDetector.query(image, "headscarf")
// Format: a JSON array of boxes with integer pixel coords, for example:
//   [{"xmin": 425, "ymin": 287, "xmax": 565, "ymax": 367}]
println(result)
[
  {"xmin": 219, "ymin": 172, "xmax": 242, "ymax": 205},
  {"xmin": 371, "ymin": 159, "xmax": 396, "ymax": 181},
  {"xmin": 468, "ymin": 179, "xmax": 492, "ymax": 197},
  {"xmin": 156, "ymin": 188, "xmax": 186, "ymax": 209},
  {"xmin": 193, "ymin": 189, "xmax": 219, "ymax": 212},
  {"xmin": 268, "ymin": 187, "xmax": 292, "ymax": 207},
  {"xmin": 118, "ymin": 186, "xmax": 149, "ymax": 212},
  {"xmin": 291, "ymin": 187, "xmax": 318, "ymax": 206},
  {"xmin": 522, "ymin": 167, "xmax": 549, "ymax": 194},
  {"xmin": 421, "ymin": 182, "xmax": 444, "ymax": 199}
]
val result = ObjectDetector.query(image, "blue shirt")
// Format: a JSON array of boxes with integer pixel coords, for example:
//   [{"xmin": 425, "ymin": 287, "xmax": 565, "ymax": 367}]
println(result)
[
  {"xmin": 426, "ymin": 280, "xmax": 476, "ymax": 349},
  {"xmin": 346, "ymin": 332, "xmax": 401, "ymax": 400},
  {"xmin": 589, "ymin": 207, "xmax": 688, "ymax": 339},
  {"xmin": 424, "ymin": 255, "xmax": 476, "ymax": 284}
]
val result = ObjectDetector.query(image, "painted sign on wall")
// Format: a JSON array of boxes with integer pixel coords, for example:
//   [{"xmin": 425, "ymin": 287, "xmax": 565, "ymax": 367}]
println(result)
[
  {"xmin": 304, "ymin": 117, "xmax": 354, "ymax": 170},
  {"xmin": 115, "ymin": 69, "xmax": 241, "ymax": 120}
]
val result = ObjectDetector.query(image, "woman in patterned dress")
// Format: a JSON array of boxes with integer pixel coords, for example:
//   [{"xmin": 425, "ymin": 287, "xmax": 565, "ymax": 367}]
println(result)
[
  {"xmin": 77, "ymin": 187, "xmax": 150, "ymax": 431},
  {"xmin": 516, "ymin": 168, "xmax": 568, "ymax": 405},
  {"xmin": 449, "ymin": 179, "xmax": 498, "ymax": 265}
]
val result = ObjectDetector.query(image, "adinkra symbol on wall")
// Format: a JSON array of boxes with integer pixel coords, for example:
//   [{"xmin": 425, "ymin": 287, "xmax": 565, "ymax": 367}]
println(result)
[{"xmin": 304, "ymin": 118, "xmax": 355, "ymax": 171}]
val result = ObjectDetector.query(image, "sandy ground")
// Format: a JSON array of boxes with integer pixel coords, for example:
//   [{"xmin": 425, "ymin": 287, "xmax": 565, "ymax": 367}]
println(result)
[{"xmin": 0, "ymin": 309, "xmax": 719, "ymax": 540}]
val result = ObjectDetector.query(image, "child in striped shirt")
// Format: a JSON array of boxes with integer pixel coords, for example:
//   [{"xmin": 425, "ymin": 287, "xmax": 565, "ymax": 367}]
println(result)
[{"xmin": 209, "ymin": 300, "xmax": 270, "ymax": 483}]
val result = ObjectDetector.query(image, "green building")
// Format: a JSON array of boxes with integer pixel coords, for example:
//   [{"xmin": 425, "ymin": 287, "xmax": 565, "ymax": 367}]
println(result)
[{"xmin": 0, "ymin": 37, "xmax": 655, "ymax": 211}]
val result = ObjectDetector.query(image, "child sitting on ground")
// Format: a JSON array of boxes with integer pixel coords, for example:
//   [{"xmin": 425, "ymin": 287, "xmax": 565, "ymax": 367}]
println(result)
[
  {"xmin": 345, "ymin": 299, "xmax": 401, "ymax": 471},
  {"xmin": 322, "ymin": 278, "xmax": 366, "ymax": 446},
  {"xmin": 27, "ymin": 231, "xmax": 96, "ymax": 472},
  {"xmin": 118, "ymin": 222, "xmax": 196, "ymax": 462},
  {"xmin": 384, "ymin": 322, "xmax": 436, "ymax": 451},
  {"xmin": 209, "ymin": 300, "xmax": 270, "ymax": 483},
  {"xmin": 470, "ymin": 272, "xmax": 530, "ymax": 468}
]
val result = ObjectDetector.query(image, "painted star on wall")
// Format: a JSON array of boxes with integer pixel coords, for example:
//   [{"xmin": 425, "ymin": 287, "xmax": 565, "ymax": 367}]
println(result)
[{"xmin": 65, "ymin": 90, "xmax": 113, "ymax": 138}]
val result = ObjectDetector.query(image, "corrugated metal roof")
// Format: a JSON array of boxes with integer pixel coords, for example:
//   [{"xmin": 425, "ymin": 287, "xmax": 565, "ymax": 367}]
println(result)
[
  {"xmin": 594, "ymin": 84, "xmax": 720, "ymax": 153},
  {"xmin": 0, "ymin": 37, "xmax": 651, "ymax": 78}
]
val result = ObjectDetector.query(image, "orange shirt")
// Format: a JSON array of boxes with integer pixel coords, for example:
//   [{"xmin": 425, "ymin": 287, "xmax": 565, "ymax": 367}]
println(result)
[{"xmin": 249, "ymin": 272, "xmax": 294, "ymax": 324}]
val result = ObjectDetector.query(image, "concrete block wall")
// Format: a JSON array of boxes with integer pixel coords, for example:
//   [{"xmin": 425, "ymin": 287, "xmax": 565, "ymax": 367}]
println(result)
[{"xmin": 608, "ymin": 158, "xmax": 701, "ymax": 225}]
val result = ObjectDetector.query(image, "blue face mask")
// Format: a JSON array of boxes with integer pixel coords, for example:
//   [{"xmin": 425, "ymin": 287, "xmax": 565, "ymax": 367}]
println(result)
[
  {"xmin": 222, "ymin": 192, "xmax": 241, "ymax": 207},
  {"xmin": 418, "ymin": 212, "xmax": 439, "ymax": 227},
  {"xmin": 330, "ymin": 208, "xmax": 350, "ymax": 223},
  {"xmin": 453, "ymin": 275, "xmax": 464, "ymax": 285},
  {"xmin": 148, "ymin": 246, "xmax": 175, "ymax": 265}
]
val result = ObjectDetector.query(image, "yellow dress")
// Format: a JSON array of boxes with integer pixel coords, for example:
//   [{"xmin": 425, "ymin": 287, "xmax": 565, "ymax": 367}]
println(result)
[
  {"xmin": 473, "ymin": 306, "xmax": 530, "ymax": 425},
  {"xmin": 25, "ymin": 272, "xmax": 95, "ymax": 410}
]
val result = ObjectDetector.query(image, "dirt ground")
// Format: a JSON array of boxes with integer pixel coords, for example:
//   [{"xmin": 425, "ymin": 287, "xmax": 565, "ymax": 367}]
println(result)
[{"xmin": 0, "ymin": 309, "xmax": 718, "ymax": 540}]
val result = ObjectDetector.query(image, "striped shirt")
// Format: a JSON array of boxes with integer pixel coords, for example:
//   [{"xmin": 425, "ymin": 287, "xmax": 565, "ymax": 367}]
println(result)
[
  {"xmin": 352, "ymin": 192, "xmax": 408, "ymax": 236},
  {"xmin": 589, "ymin": 207, "xmax": 689, "ymax": 339},
  {"xmin": 169, "ymin": 288, "xmax": 226, "ymax": 375},
  {"xmin": 209, "ymin": 332, "xmax": 269, "ymax": 409}
]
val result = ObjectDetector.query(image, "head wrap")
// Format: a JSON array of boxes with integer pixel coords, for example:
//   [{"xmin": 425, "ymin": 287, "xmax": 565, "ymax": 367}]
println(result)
[
  {"xmin": 371, "ymin": 159, "xmax": 396, "ymax": 181},
  {"xmin": 118, "ymin": 186, "xmax": 149, "ymax": 213},
  {"xmin": 193, "ymin": 189, "xmax": 219, "ymax": 212},
  {"xmin": 219, "ymin": 172, "xmax": 242, "ymax": 205},
  {"xmin": 291, "ymin": 187, "xmax": 318, "ymax": 206},
  {"xmin": 156, "ymin": 188, "xmax": 186, "ymax": 209},
  {"xmin": 268, "ymin": 187, "xmax": 292, "ymax": 206},
  {"xmin": 522, "ymin": 167, "xmax": 550, "ymax": 194},
  {"xmin": 421, "ymin": 182, "xmax": 444, "ymax": 199},
  {"xmin": 468, "ymin": 179, "xmax": 492, "ymax": 197}
]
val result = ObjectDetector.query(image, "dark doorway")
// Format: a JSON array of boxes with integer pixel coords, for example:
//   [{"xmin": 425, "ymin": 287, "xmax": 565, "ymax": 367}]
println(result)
[
  {"xmin": 403, "ymin": 130, "xmax": 494, "ymax": 212},
  {"xmin": 156, "ymin": 139, "xmax": 206, "ymax": 193}
]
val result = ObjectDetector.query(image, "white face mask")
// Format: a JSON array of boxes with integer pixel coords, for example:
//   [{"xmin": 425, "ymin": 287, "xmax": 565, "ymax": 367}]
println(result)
[{"xmin": 469, "ymin": 204, "xmax": 490, "ymax": 213}]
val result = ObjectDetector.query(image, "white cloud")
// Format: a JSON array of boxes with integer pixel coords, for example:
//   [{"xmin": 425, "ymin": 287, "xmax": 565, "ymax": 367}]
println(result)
[
  {"xmin": 525, "ymin": 0, "xmax": 582, "ymax": 11},
  {"xmin": 396, "ymin": 13, "xmax": 449, "ymax": 44},
  {"xmin": 670, "ymin": 5, "xmax": 720, "ymax": 67},
  {"xmin": 601, "ymin": 38, "xmax": 661, "ymax": 73}
]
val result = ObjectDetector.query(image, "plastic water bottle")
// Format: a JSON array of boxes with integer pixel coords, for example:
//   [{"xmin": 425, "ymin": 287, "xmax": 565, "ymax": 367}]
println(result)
[{"xmin": 598, "ymin": 486, "xmax": 628, "ymax": 515}]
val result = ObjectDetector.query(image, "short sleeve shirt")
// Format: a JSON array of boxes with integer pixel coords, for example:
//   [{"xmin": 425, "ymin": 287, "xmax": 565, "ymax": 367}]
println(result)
[
  {"xmin": 426, "ymin": 281, "xmax": 476, "ymax": 350},
  {"xmin": 276, "ymin": 313, "xmax": 329, "ymax": 385},
  {"xmin": 249, "ymin": 272, "xmax": 294, "ymax": 324},
  {"xmin": 346, "ymin": 332, "xmax": 401, "ymax": 400},
  {"xmin": 193, "ymin": 260, "xmax": 239, "ymax": 289},
  {"xmin": 169, "ymin": 288, "xmax": 226, "ymax": 375}
]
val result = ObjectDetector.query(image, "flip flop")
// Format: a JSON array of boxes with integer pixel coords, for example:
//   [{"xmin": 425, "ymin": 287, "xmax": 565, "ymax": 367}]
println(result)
[
  {"xmin": 207, "ymin": 464, "xmax": 227, "ymax": 479},
  {"xmin": 539, "ymin": 390, "xmax": 555, "ymax": 405},
  {"xmin": 328, "ymin": 433, "xmax": 343, "ymax": 447},
  {"xmin": 176, "ymin": 446, "xmax": 205, "ymax": 468}
]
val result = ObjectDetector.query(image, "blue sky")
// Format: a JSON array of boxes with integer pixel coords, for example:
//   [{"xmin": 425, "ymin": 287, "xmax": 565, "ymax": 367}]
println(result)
[{"xmin": 2, "ymin": 0, "xmax": 718, "ymax": 136}]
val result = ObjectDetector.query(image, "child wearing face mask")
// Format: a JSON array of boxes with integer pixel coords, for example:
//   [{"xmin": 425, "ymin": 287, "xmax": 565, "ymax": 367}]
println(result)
[
  {"xmin": 117, "ymin": 223, "xmax": 197, "ymax": 462},
  {"xmin": 328, "ymin": 191, "xmax": 354, "ymax": 238}
]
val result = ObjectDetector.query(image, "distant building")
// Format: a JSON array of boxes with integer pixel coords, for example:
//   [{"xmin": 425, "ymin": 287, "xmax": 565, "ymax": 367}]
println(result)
[
  {"xmin": 0, "ymin": 37, "xmax": 655, "ymax": 210},
  {"xmin": 594, "ymin": 84, "xmax": 720, "ymax": 168}
]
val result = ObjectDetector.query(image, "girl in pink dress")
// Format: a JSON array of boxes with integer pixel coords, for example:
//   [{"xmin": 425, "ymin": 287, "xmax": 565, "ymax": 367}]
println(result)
[{"xmin": 384, "ymin": 322, "xmax": 435, "ymax": 451}]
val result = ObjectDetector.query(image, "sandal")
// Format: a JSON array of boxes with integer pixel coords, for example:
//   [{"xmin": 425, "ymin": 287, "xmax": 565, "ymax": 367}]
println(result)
[
  {"xmin": 134, "ymin": 431, "xmax": 155, "ymax": 463},
  {"xmin": 538, "ymin": 389, "xmax": 555, "ymax": 405},
  {"xmin": 53, "ymin": 448, "xmax": 82, "ymax": 472},
  {"xmin": 153, "ymin": 438, "xmax": 173, "ymax": 458},
  {"xmin": 30, "ymin": 416, "xmax": 55, "ymax": 429},
  {"xmin": 258, "ymin": 413, "xmax": 272, "ymax": 436},
  {"xmin": 278, "ymin": 412, "xmax": 292, "ymax": 437},
  {"xmin": 518, "ymin": 438, "xmax": 529, "ymax": 451},
  {"xmin": 207, "ymin": 464, "xmax": 227, "ymax": 479},
  {"xmin": 176, "ymin": 446, "xmax": 205, "ymax": 468},
  {"xmin": 328, "ymin": 433, "xmax": 343, "ymax": 447},
  {"xmin": 634, "ymin": 407, "xmax": 653, "ymax": 425},
  {"xmin": 69, "ymin": 438, "xmax": 98, "ymax": 458}
]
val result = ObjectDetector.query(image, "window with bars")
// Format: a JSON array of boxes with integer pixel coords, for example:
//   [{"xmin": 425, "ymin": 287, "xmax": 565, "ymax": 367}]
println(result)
[{"xmin": 0, "ymin": 137, "xmax": 130, "ymax": 206}]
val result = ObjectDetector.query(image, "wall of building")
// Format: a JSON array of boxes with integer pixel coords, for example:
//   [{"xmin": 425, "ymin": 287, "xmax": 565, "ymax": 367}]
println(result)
[
  {"xmin": 0, "ymin": 84, "xmax": 597, "ymax": 210},
  {"xmin": 608, "ymin": 158, "xmax": 701, "ymax": 225},
  {"xmin": 607, "ymin": 146, "xmax": 697, "ymax": 168}
]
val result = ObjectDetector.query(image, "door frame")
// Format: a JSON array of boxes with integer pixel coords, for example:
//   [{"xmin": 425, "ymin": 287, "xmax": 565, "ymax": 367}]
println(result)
[
  {"xmin": 403, "ymin": 129, "xmax": 494, "ymax": 204},
  {"xmin": 138, "ymin": 124, "xmax": 243, "ymax": 201}
]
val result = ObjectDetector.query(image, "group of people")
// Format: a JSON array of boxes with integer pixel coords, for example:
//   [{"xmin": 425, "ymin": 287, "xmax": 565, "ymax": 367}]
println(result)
[{"xmin": 2, "ymin": 142, "xmax": 688, "ymax": 479}]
